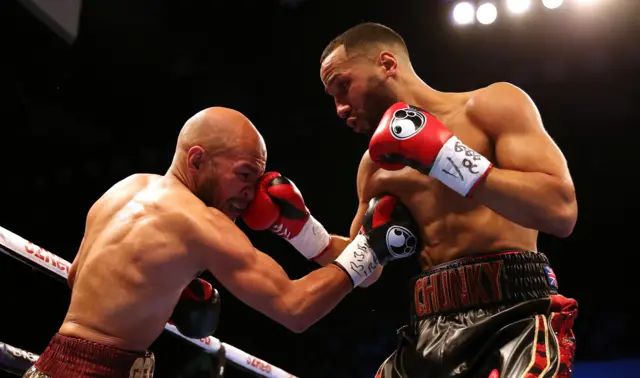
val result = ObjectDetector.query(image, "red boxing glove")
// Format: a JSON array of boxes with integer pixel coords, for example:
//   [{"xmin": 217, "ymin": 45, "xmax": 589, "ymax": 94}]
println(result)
[
  {"xmin": 242, "ymin": 172, "xmax": 332, "ymax": 260},
  {"xmin": 369, "ymin": 102, "xmax": 493, "ymax": 197}
]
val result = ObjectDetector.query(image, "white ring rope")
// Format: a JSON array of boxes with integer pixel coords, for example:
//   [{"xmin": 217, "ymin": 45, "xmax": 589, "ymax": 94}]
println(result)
[
  {"xmin": 0, "ymin": 341, "xmax": 39, "ymax": 375},
  {"xmin": 0, "ymin": 225, "xmax": 297, "ymax": 378}
]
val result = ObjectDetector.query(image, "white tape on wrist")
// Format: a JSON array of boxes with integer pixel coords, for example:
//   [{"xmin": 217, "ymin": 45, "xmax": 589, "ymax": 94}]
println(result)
[
  {"xmin": 287, "ymin": 215, "xmax": 331, "ymax": 260},
  {"xmin": 429, "ymin": 136, "xmax": 492, "ymax": 197},
  {"xmin": 334, "ymin": 234, "xmax": 379, "ymax": 287}
]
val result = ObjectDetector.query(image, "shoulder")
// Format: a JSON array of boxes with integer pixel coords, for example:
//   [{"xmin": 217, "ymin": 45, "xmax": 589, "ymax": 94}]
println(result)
[
  {"xmin": 465, "ymin": 82, "xmax": 542, "ymax": 136},
  {"xmin": 103, "ymin": 174, "xmax": 160, "ymax": 197},
  {"xmin": 119, "ymin": 173, "xmax": 160, "ymax": 186},
  {"xmin": 469, "ymin": 82, "xmax": 532, "ymax": 105},
  {"xmin": 190, "ymin": 207, "xmax": 255, "ymax": 265}
]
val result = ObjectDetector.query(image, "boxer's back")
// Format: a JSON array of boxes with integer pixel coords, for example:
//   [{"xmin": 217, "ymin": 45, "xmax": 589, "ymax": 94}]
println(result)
[
  {"xmin": 60, "ymin": 174, "xmax": 203, "ymax": 351},
  {"xmin": 359, "ymin": 90, "xmax": 538, "ymax": 269}
]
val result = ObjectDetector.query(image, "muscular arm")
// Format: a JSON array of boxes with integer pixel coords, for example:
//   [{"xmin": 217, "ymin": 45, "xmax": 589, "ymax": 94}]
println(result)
[
  {"xmin": 312, "ymin": 201, "xmax": 367, "ymax": 266},
  {"xmin": 200, "ymin": 212, "xmax": 352, "ymax": 333},
  {"xmin": 313, "ymin": 153, "xmax": 384, "ymax": 285},
  {"xmin": 468, "ymin": 83, "xmax": 577, "ymax": 237}
]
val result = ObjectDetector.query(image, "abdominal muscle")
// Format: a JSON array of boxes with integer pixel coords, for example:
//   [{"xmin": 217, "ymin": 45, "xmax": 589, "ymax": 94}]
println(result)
[{"xmin": 365, "ymin": 167, "xmax": 538, "ymax": 270}]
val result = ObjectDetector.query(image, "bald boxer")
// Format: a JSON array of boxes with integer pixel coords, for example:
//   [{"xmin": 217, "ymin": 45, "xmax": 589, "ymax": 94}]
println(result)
[
  {"xmin": 24, "ymin": 107, "xmax": 418, "ymax": 378},
  {"xmin": 317, "ymin": 23, "xmax": 579, "ymax": 378},
  {"xmin": 243, "ymin": 23, "xmax": 579, "ymax": 378}
]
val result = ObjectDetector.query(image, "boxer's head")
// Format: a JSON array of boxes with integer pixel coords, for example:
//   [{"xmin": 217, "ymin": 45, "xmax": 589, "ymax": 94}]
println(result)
[
  {"xmin": 320, "ymin": 23, "xmax": 412, "ymax": 135},
  {"xmin": 171, "ymin": 107, "xmax": 266, "ymax": 221}
]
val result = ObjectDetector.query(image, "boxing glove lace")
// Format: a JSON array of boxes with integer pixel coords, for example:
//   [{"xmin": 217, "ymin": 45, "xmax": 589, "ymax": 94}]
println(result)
[{"xmin": 369, "ymin": 102, "xmax": 493, "ymax": 197}]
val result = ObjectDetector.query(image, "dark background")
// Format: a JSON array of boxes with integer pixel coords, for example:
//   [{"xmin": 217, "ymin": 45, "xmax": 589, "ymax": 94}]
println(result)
[{"xmin": 1, "ymin": 0, "xmax": 638, "ymax": 377}]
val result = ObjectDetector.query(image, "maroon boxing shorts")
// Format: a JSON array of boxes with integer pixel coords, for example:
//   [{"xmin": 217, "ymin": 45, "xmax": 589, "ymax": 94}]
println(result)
[
  {"xmin": 24, "ymin": 333, "xmax": 155, "ymax": 378},
  {"xmin": 375, "ymin": 251, "xmax": 578, "ymax": 378}
]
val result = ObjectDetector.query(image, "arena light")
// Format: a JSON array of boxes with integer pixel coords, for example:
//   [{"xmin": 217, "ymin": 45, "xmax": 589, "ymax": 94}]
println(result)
[
  {"xmin": 453, "ymin": 2, "xmax": 475, "ymax": 25},
  {"xmin": 476, "ymin": 3, "xmax": 498, "ymax": 25},
  {"xmin": 542, "ymin": 0, "xmax": 563, "ymax": 9},
  {"xmin": 506, "ymin": 0, "xmax": 531, "ymax": 14}
]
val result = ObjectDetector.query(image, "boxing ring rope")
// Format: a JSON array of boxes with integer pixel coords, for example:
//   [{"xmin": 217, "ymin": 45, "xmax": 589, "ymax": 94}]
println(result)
[{"xmin": 0, "ymin": 225, "xmax": 298, "ymax": 378}]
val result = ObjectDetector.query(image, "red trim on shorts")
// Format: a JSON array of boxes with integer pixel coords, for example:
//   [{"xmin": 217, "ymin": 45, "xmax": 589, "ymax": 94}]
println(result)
[
  {"xmin": 549, "ymin": 295, "xmax": 578, "ymax": 378},
  {"xmin": 35, "ymin": 333, "xmax": 152, "ymax": 378}
]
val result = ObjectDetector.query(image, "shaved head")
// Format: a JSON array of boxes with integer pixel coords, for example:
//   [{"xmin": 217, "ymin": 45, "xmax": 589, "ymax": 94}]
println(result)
[
  {"xmin": 176, "ymin": 107, "xmax": 266, "ymax": 160},
  {"xmin": 170, "ymin": 107, "xmax": 267, "ymax": 220}
]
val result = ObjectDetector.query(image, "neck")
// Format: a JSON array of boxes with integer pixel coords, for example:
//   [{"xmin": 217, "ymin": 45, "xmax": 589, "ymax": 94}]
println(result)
[
  {"xmin": 166, "ymin": 159, "xmax": 196, "ymax": 193},
  {"xmin": 395, "ymin": 74, "xmax": 448, "ymax": 113}
]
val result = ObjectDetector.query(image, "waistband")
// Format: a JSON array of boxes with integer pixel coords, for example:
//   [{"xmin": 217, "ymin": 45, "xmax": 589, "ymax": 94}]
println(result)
[
  {"xmin": 35, "ymin": 333, "xmax": 155, "ymax": 378},
  {"xmin": 411, "ymin": 251, "xmax": 558, "ymax": 320}
]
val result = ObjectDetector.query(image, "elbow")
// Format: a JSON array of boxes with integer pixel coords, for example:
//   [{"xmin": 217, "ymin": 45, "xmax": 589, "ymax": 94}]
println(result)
[
  {"xmin": 281, "ymin": 305, "xmax": 314, "ymax": 334},
  {"xmin": 278, "ymin": 293, "xmax": 314, "ymax": 333},
  {"xmin": 284, "ymin": 319, "xmax": 312, "ymax": 334},
  {"xmin": 547, "ymin": 187, "xmax": 578, "ymax": 238}
]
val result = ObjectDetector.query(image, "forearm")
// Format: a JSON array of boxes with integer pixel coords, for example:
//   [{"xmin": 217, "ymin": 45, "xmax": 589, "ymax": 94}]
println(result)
[
  {"xmin": 286, "ymin": 264, "xmax": 352, "ymax": 332},
  {"xmin": 312, "ymin": 235, "xmax": 351, "ymax": 266},
  {"xmin": 472, "ymin": 168, "xmax": 577, "ymax": 237}
]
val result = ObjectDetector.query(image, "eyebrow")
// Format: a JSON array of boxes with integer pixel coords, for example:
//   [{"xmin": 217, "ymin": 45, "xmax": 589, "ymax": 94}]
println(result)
[
  {"xmin": 324, "ymin": 73, "xmax": 340, "ymax": 94},
  {"xmin": 237, "ymin": 163, "xmax": 260, "ymax": 173}
]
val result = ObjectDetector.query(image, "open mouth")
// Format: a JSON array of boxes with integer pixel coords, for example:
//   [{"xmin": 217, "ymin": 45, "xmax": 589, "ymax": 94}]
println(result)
[
  {"xmin": 229, "ymin": 202, "xmax": 247, "ymax": 215},
  {"xmin": 231, "ymin": 205, "xmax": 245, "ymax": 213}
]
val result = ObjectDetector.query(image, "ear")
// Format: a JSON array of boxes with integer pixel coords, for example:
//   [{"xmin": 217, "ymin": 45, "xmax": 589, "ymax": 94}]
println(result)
[
  {"xmin": 378, "ymin": 51, "xmax": 398, "ymax": 77},
  {"xmin": 186, "ymin": 146, "xmax": 205, "ymax": 171}
]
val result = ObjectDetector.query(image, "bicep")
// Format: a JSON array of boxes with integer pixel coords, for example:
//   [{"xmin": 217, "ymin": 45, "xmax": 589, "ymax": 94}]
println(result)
[{"xmin": 494, "ymin": 127, "xmax": 570, "ymax": 180}]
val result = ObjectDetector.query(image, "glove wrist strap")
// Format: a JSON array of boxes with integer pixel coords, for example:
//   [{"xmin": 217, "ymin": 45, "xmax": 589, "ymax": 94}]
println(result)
[
  {"xmin": 287, "ymin": 215, "xmax": 331, "ymax": 260},
  {"xmin": 429, "ymin": 136, "xmax": 493, "ymax": 197},
  {"xmin": 333, "ymin": 234, "xmax": 380, "ymax": 288}
]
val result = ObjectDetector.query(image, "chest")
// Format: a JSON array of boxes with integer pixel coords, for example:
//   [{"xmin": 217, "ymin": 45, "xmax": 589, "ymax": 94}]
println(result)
[{"xmin": 362, "ymin": 109, "xmax": 493, "ymax": 202}]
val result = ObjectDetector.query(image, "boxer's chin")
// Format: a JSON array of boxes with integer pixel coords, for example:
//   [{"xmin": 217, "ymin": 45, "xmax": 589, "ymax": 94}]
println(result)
[
  {"xmin": 221, "ymin": 202, "xmax": 242, "ymax": 222},
  {"xmin": 362, "ymin": 89, "xmax": 398, "ymax": 136}
]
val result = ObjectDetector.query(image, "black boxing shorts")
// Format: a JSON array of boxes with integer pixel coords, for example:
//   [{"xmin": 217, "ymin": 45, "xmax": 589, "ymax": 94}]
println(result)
[
  {"xmin": 23, "ymin": 333, "xmax": 155, "ymax": 378},
  {"xmin": 375, "ymin": 251, "xmax": 578, "ymax": 378}
]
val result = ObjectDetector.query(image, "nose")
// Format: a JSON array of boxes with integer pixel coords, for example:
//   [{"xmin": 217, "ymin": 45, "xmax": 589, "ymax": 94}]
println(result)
[{"xmin": 336, "ymin": 103, "xmax": 351, "ymax": 119}]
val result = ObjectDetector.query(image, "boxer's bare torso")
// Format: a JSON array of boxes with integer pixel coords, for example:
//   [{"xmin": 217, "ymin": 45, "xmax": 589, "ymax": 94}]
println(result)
[
  {"xmin": 61, "ymin": 174, "xmax": 209, "ymax": 351},
  {"xmin": 357, "ymin": 90, "xmax": 537, "ymax": 270},
  {"xmin": 48, "ymin": 106, "xmax": 358, "ymax": 363}
]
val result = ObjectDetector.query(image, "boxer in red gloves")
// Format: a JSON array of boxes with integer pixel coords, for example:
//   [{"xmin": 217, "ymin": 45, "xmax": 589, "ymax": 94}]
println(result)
[
  {"xmin": 25, "ymin": 107, "xmax": 416, "ymax": 378},
  {"xmin": 243, "ymin": 172, "xmax": 420, "ymax": 288},
  {"xmin": 25, "ymin": 107, "xmax": 418, "ymax": 378},
  {"xmin": 317, "ymin": 23, "xmax": 579, "ymax": 378}
]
